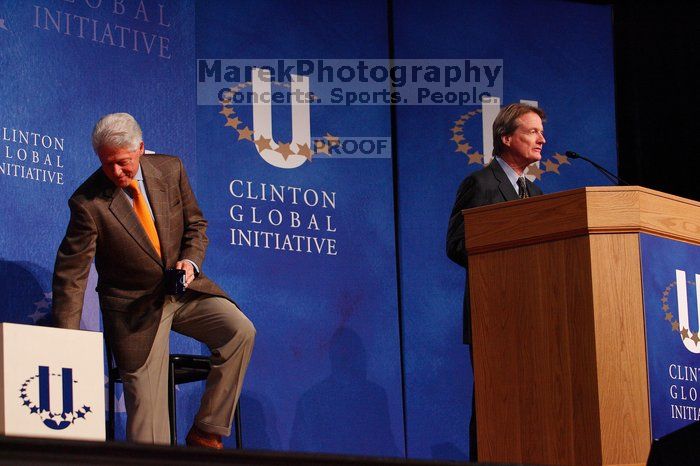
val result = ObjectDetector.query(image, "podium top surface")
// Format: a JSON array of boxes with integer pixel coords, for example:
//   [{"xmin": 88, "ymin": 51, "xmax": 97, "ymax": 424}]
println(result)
[{"xmin": 462, "ymin": 186, "xmax": 700, "ymax": 254}]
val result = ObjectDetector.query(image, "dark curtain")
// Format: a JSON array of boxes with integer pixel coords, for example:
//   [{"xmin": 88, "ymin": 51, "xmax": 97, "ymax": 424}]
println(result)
[{"xmin": 612, "ymin": 1, "xmax": 700, "ymax": 200}]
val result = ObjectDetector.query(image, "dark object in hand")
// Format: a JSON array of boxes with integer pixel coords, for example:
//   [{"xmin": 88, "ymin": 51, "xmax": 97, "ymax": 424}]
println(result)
[{"xmin": 165, "ymin": 268, "xmax": 186, "ymax": 295}]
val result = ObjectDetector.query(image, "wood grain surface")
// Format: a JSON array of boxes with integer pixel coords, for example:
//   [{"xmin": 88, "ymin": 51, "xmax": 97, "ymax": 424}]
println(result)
[
  {"xmin": 463, "ymin": 186, "xmax": 700, "ymax": 255},
  {"xmin": 463, "ymin": 187, "xmax": 677, "ymax": 465}
]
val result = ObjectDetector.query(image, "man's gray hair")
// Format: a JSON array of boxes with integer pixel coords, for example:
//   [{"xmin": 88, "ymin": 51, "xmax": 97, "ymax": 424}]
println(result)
[{"xmin": 91, "ymin": 113, "xmax": 143, "ymax": 153}]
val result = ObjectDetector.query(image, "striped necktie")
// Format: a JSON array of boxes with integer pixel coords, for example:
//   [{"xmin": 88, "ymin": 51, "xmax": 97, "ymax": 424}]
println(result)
[
  {"xmin": 517, "ymin": 177, "xmax": 529, "ymax": 199},
  {"xmin": 128, "ymin": 180, "xmax": 161, "ymax": 257}
]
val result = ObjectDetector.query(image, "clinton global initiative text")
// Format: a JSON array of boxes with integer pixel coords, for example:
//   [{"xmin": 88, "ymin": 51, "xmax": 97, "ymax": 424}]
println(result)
[
  {"xmin": 228, "ymin": 179, "xmax": 338, "ymax": 256},
  {"xmin": 230, "ymin": 229, "xmax": 336, "ymax": 255}
]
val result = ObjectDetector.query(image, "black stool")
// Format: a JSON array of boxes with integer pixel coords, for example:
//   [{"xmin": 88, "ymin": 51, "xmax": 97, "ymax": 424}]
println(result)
[{"xmin": 107, "ymin": 352, "xmax": 242, "ymax": 447}]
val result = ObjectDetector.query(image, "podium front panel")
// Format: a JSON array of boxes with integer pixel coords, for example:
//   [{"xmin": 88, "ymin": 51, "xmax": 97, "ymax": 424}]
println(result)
[{"xmin": 640, "ymin": 233, "xmax": 700, "ymax": 439}]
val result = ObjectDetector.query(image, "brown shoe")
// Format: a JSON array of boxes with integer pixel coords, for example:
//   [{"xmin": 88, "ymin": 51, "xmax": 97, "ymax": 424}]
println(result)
[{"xmin": 186, "ymin": 425, "xmax": 223, "ymax": 449}]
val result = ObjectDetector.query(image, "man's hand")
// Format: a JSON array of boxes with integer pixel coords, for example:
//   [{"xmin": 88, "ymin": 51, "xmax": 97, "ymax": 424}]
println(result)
[{"xmin": 175, "ymin": 260, "xmax": 196, "ymax": 288}]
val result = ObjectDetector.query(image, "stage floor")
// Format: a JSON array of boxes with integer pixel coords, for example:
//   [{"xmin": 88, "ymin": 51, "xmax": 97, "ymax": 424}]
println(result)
[{"xmin": 0, "ymin": 436, "xmax": 493, "ymax": 465}]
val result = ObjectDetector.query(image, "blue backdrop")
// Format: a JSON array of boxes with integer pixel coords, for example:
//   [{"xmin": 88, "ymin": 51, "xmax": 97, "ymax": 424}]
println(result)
[
  {"xmin": 195, "ymin": 0, "xmax": 403, "ymax": 454},
  {"xmin": 0, "ymin": 0, "xmax": 615, "ymax": 460},
  {"xmin": 393, "ymin": 0, "xmax": 616, "ymax": 459},
  {"xmin": 0, "ymin": 0, "xmax": 197, "ymax": 440}
]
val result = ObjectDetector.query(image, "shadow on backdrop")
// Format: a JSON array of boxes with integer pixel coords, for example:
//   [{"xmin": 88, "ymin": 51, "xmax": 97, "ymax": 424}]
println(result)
[
  {"xmin": 0, "ymin": 259, "xmax": 52, "ymax": 326},
  {"xmin": 232, "ymin": 391, "xmax": 281, "ymax": 450},
  {"xmin": 289, "ymin": 326, "xmax": 399, "ymax": 457}
]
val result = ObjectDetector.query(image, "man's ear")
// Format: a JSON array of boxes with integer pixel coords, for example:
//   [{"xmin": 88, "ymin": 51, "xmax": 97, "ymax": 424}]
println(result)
[{"xmin": 501, "ymin": 134, "xmax": 511, "ymax": 148}]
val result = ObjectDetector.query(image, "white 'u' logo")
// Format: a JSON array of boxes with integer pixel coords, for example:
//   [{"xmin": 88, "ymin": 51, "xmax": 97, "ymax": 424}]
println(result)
[
  {"xmin": 675, "ymin": 269, "xmax": 700, "ymax": 353},
  {"xmin": 252, "ymin": 68, "xmax": 311, "ymax": 169}
]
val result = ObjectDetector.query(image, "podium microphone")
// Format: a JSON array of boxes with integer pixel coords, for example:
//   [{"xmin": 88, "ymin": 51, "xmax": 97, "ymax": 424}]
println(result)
[{"xmin": 565, "ymin": 151, "xmax": 630, "ymax": 186}]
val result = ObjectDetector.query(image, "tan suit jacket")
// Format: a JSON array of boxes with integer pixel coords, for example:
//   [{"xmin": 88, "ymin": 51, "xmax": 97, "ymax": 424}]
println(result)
[{"xmin": 52, "ymin": 154, "xmax": 229, "ymax": 371}]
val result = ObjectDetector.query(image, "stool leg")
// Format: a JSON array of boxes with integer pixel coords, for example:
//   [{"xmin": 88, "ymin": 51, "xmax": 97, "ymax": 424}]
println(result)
[
  {"xmin": 108, "ymin": 372, "xmax": 115, "ymax": 440},
  {"xmin": 235, "ymin": 403, "xmax": 242, "ymax": 449},
  {"xmin": 168, "ymin": 360, "xmax": 177, "ymax": 445}
]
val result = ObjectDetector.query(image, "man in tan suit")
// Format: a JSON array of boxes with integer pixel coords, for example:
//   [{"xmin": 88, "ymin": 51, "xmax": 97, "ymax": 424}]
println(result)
[{"xmin": 52, "ymin": 113, "xmax": 255, "ymax": 448}]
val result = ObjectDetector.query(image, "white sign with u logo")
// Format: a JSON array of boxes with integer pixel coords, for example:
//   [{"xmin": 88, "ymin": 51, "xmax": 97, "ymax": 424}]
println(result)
[{"xmin": 0, "ymin": 323, "xmax": 105, "ymax": 440}]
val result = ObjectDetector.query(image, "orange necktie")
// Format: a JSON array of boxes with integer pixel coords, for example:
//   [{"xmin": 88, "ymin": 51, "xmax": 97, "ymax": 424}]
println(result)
[{"xmin": 129, "ymin": 180, "xmax": 161, "ymax": 257}]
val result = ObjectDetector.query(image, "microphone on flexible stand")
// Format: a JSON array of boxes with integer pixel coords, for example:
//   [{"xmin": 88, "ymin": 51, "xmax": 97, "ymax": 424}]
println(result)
[{"xmin": 564, "ymin": 151, "xmax": 631, "ymax": 186}]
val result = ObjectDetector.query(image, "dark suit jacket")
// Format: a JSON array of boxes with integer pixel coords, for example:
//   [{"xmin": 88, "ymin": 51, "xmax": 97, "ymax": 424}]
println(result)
[
  {"xmin": 52, "ymin": 154, "xmax": 229, "ymax": 371},
  {"xmin": 446, "ymin": 159, "xmax": 543, "ymax": 343}
]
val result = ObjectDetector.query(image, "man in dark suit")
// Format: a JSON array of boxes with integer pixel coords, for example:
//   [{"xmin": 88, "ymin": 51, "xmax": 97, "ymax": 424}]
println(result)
[
  {"xmin": 446, "ymin": 103, "xmax": 546, "ymax": 461},
  {"xmin": 52, "ymin": 113, "xmax": 255, "ymax": 448}
]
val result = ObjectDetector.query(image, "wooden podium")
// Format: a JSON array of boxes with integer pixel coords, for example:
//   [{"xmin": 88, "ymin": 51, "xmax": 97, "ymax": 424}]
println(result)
[{"xmin": 463, "ymin": 186, "xmax": 700, "ymax": 466}]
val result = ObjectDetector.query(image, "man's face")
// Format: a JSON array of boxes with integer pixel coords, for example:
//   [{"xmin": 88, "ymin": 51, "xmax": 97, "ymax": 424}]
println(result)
[
  {"xmin": 502, "ymin": 112, "xmax": 546, "ymax": 166},
  {"xmin": 97, "ymin": 141, "xmax": 143, "ymax": 188}
]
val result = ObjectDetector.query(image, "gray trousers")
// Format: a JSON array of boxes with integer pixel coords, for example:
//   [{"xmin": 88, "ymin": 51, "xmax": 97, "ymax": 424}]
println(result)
[{"xmin": 119, "ymin": 292, "xmax": 255, "ymax": 444}]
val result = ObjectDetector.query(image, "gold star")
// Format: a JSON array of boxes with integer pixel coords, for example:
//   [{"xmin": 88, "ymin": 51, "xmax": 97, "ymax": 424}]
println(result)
[
  {"xmin": 665, "ymin": 312, "xmax": 673, "ymax": 321},
  {"xmin": 692, "ymin": 332, "xmax": 700, "ymax": 344},
  {"xmin": 237, "ymin": 126, "xmax": 253, "ymax": 141},
  {"xmin": 34, "ymin": 298, "xmax": 50, "ymax": 310},
  {"xmin": 219, "ymin": 107, "xmax": 234, "ymax": 117},
  {"xmin": 450, "ymin": 134, "xmax": 464, "ymax": 143},
  {"xmin": 460, "ymin": 113, "xmax": 470, "ymax": 119},
  {"xmin": 661, "ymin": 297, "xmax": 668, "ymax": 303},
  {"xmin": 544, "ymin": 159, "xmax": 560, "ymax": 174},
  {"xmin": 455, "ymin": 143, "xmax": 472, "ymax": 154},
  {"xmin": 681, "ymin": 327, "xmax": 690, "ymax": 339},
  {"xmin": 526, "ymin": 164, "xmax": 544, "ymax": 180},
  {"xmin": 553, "ymin": 153, "xmax": 570, "ymax": 165},
  {"xmin": 662, "ymin": 304, "xmax": 669, "ymax": 311},
  {"xmin": 277, "ymin": 142, "xmax": 294, "ymax": 160},
  {"xmin": 451, "ymin": 126, "xmax": 463, "ymax": 134},
  {"xmin": 325, "ymin": 133, "xmax": 340, "ymax": 146},
  {"xmin": 454, "ymin": 120, "xmax": 465, "ymax": 127},
  {"xmin": 254, "ymin": 136, "xmax": 272, "ymax": 151},
  {"xmin": 663, "ymin": 290, "xmax": 670, "ymax": 296},
  {"xmin": 467, "ymin": 152, "xmax": 483, "ymax": 165},
  {"xmin": 297, "ymin": 143, "xmax": 313, "ymax": 160},
  {"xmin": 672, "ymin": 321, "xmax": 680, "ymax": 331},
  {"xmin": 315, "ymin": 140, "xmax": 330, "ymax": 155},
  {"xmin": 225, "ymin": 117, "xmax": 241, "ymax": 128}
]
